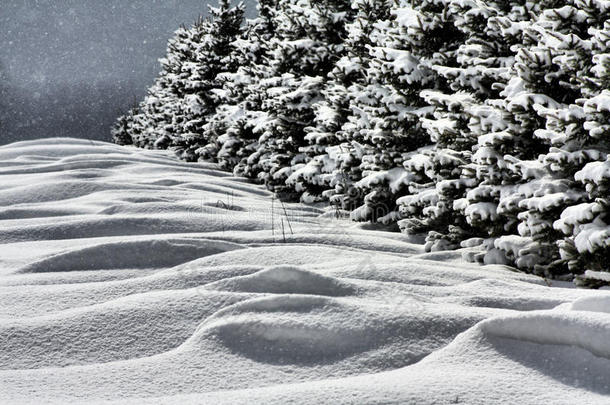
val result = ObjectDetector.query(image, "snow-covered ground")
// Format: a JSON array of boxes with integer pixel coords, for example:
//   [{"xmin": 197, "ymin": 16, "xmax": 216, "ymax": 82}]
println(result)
[{"xmin": 1, "ymin": 138, "xmax": 610, "ymax": 404}]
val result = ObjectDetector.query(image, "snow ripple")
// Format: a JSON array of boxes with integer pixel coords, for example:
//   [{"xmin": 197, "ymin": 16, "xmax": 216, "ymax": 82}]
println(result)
[{"xmin": 1, "ymin": 139, "xmax": 610, "ymax": 404}]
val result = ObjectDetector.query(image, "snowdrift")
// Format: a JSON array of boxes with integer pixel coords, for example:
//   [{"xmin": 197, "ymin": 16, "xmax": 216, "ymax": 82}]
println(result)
[{"xmin": 1, "ymin": 138, "xmax": 609, "ymax": 404}]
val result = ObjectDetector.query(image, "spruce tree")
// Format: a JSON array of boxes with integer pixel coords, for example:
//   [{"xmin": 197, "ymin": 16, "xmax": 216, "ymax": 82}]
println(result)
[
  {"xmin": 215, "ymin": 0, "xmax": 283, "ymax": 173},
  {"xmin": 556, "ymin": 113, "xmax": 610, "ymax": 286},
  {"xmin": 402, "ymin": 1, "xmax": 532, "ymax": 251},
  {"xmin": 112, "ymin": 22, "xmax": 203, "ymax": 149},
  {"xmin": 448, "ymin": 0, "xmax": 566, "ymax": 270},
  {"xmin": 238, "ymin": 0, "xmax": 355, "ymax": 197},
  {"xmin": 286, "ymin": 0, "xmax": 393, "ymax": 204},
  {"xmin": 490, "ymin": 1, "xmax": 609, "ymax": 278},
  {"xmin": 348, "ymin": 0, "xmax": 465, "ymax": 227},
  {"xmin": 111, "ymin": 102, "xmax": 139, "ymax": 146},
  {"xmin": 112, "ymin": 1, "xmax": 245, "ymax": 159},
  {"xmin": 553, "ymin": 12, "xmax": 610, "ymax": 284},
  {"xmin": 172, "ymin": 0, "xmax": 246, "ymax": 161}
]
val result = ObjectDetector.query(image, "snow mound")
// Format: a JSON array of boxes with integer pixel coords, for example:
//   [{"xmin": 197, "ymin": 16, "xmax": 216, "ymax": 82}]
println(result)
[
  {"xmin": 569, "ymin": 295, "xmax": 610, "ymax": 314},
  {"xmin": 17, "ymin": 238, "xmax": 244, "ymax": 273},
  {"xmin": 205, "ymin": 266, "xmax": 356, "ymax": 296},
  {"xmin": 0, "ymin": 138, "xmax": 126, "ymax": 160},
  {"xmin": 0, "ymin": 289, "xmax": 247, "ymax": 369},
  {"xmin": 155, "ymin": 303, "xmax": 610, "ymax": 404},
  {"xmin": 191, "ymin": 296, "xmax": 373, "ymax": 363},
  {"xmin": 479, "ymin": 310, "xmax": 610, "ymax": 360},
  {"xmin": 186, "ymin": 294, "xmax": 476, "ymax": 367}
]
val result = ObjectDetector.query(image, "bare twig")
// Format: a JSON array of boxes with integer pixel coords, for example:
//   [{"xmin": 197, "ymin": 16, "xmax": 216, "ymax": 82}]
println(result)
[
  {"xmin": 281, "ymin": 217, "xmax": 287, "ymax": 243},
  {"xmin": 271, "ymin": 195, "xmax": 275, "ymax": 238},
  {"xmin": 279, "ymin": 199, "xmax": 294, "ymax": 235}
]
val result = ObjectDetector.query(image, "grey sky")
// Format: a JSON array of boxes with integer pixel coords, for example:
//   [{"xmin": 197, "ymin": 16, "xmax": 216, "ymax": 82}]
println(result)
[{"xmin": 1, "ymin": 0, "xmax": 256, "ymax": 144}]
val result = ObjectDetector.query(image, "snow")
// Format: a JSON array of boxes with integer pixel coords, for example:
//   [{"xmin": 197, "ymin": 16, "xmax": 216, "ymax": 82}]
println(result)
[
  {"xmin": 574, "ymin": 225, "xmax": 610, "ymax": 254},
  {"xmin": 576, "ymin": 158, "xmax": 610, "ymax": 187},
  {"xmin": 464, "ymin": 201, "xmax": 499, "ymax": 223},
  {"xmin": 554, "ymin": 201, "xmax": 604, "ymax": 235},
  {"xmin": 2, "ymin": 138, "xmax": 610, "ymax": 404},
  {"xmin": 355, "ymin": 167, "xmax": 412, "ymax": 194}
]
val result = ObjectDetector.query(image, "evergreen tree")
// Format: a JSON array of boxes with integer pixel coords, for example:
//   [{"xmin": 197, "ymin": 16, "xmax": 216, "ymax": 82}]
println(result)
[
  {"xmin": 553, "ymin": 12, "xmax": 610, "ymax": 284},
  {"xmin": 238, "ymin": 0, "xmax": 355, "ymax": 196},
  {"xmin": 112, "ymin": 22, "xmax": 203, "ymax": 149},
  {"xmin": 445, "ymin": 0, "xmax": 566, "ymax": 270},
  {"xmin": 402, "ymin": 0, "xmax": 532, "ymax": 251},
  {"xmin": 286, "ymin": 0, "xmax": 393, "ymax": 204},
  {"xmin": 111, "ymin": 102, "xmax": 139, "ymax": 146},
  {"xmin": 488, "ymin": 1, "xmax": 608, "ymax": 278},
  {"xmin": 214, "ymin": 0, "xmax": 283, "ymax": 172},
  {"xmin": 172, "ymin": 0, "xmax": 246, "ymax": 161},
  {"xmin": 112, "ymin": 1, "xmax": 245, "ymax": 159},
  {"xmin": 349, "ymin": 0, "xmax": 466, "ymax": 226}
]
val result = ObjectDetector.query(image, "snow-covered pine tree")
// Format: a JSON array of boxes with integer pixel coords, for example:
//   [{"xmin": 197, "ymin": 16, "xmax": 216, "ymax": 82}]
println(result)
[
  {"xmin": 406, "ymin": 1, "xmax": 534, "ymax": 251},
  {"xmin": 111, "ymin": 102, "xmax": 139, "ymax": 146},
  {"xmin": 205, "ymin": 68, "xmax": 264, "ymax": 172},
  {"xmin": 286, "ymin": 0, "xmax": 393, "ymax": 205},
  {"xmin": 196, "ymin": 26, "xmax": 267, "ymax": 166},
  {"xmin": 556, "ymin": 129, "xmax": 610, "ymax": 286},
  {"xmin": 231, "ymin": 1, "xmax": 304, "ymax": 184},
  {"xmin": 444, "ymin": 0, "xmax": 568, "ymax": 271},
  {"xmin": 510, "ymin": 2, "xmax": 607, "ymax": 277},
  {"xmin": 484, "ymin": 1, "xmax": 608, "ymax": 278},
  {"xmin": 553, "ymin": 11, "xmax": 610, "ymax": 285},
  {"xmin": 239, "ymin": 0, "xmax": 355, "ymax": 197},
  {"xmin": 450, "ymin": 2, "xmax": 537, "ymax": 260},
  {"xmin": 112, "ymin": 19, "xmax": 205, "ymax": 149},
  {"xmin": 112, "ymin": 1, "xmax": 245, "ymax": 160},
  {"xmin": 215, "ymin": 0, "xmax": 282, "ymax": 172},
  {"xmin": 400, "ymin": 1, "xmax": 543, "ymax": 252},
  {"xmin": 171, "ymin": 0, "xmax": 246, "ymax": 161},
  {"xmin": 348, "ymin": 0, "xmax": 465, "ymax": 226},
  {"xmin": 261, "ymin": 75, "xmax": 327, "ymax": 196}
]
